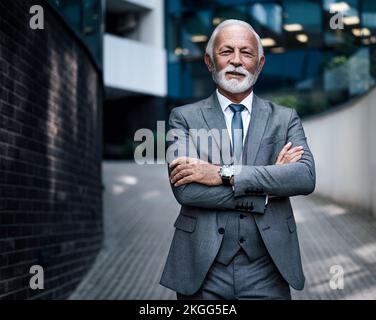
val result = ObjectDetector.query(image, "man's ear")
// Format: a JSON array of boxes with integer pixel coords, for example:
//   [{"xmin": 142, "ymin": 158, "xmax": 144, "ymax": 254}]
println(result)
[
  {"xmin": 204, "ymin": 53, "xmax": 214, "ymax": 72},
  {"xmin": 257, "ymin": 55, "xmax": 265, "ymax": 74}
]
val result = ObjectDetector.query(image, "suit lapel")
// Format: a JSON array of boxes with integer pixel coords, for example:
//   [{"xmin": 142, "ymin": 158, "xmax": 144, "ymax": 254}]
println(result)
[
  {"xmin": 243, "ymin": 94, "xmax": 271, "ymax": 165},
  {"xmin": 200, "ymin": 92, "xmax": 271, "ymax": 166},
  {"xmin": 200, "ymin": 93, "xmax": 232, "ymax": 164}
]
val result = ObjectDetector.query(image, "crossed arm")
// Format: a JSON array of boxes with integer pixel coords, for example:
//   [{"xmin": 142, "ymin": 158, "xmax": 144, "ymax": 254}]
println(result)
[
  {"xmin": 167, "ymin": 108, "xmax": 315, "ymax": 213},
  {"xmin": 233, "ymin": 109, "xmax": 316, "ymax": 198}
]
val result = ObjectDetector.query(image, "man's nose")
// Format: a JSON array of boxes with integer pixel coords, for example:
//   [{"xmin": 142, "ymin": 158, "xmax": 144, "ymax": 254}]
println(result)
[{"xmin": 230, "ymin": 50, "xmax": 242, "ymax": 67}]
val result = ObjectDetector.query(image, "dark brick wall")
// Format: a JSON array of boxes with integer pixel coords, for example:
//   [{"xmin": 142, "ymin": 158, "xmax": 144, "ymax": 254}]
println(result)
[{"xmin": 0, "ymin": 1, "xmax": 103, "ymax": 299}]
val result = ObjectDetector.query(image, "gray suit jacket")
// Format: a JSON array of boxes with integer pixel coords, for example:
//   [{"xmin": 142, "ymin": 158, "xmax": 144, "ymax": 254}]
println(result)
[{"xmin": 160, "ymin": 92, "xmax": 315, "ymax": 295}]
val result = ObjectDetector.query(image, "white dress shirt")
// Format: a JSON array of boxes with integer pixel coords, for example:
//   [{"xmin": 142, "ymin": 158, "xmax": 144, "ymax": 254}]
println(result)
[{"xmin": 216, "ymin": 89, "xmax": 253, "ymax": 146}]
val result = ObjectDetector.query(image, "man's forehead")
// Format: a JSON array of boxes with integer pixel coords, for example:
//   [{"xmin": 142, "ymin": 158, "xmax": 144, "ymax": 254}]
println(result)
[{"xmin": 214, "ymin": 25, "xmax": 257, "ymax": 48}]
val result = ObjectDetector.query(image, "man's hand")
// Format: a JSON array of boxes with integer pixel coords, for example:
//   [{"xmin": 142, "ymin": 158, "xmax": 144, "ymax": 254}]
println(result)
[
  {"xmin": 170, "ymin": 143, "xmax": 304, "ymax": 187},
  {"xmin": 169, "ymin": 157, "xmax": 222, "ymax": 187},
  {"xmin": 275, "ymin": 142, "xmax": 304, "ymax": 165}
]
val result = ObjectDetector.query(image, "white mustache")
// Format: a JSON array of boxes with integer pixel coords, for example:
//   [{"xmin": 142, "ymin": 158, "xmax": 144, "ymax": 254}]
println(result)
[{"xmin": 222, "ymin": 66, "xmax": 249, "ymax": 76}]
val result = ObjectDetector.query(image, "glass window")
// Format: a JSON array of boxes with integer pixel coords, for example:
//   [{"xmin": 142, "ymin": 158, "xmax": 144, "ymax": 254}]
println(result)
[
  {"xmin": 248, "ymin": 2, "xmax": 283, "ymax": 52},
  {"xmin": 283, "ymin": 0, "xmax": 322, "ymax": 48},
  {"xmin": 48, "ymin": 0, "xmax": 103, "ymax": 67},
  {"xmin": 182, "ymin": 0, "xmax": 216, "ymax": 11},
  {"xmin": 82, "ymin": 0, "xmax": 100, "ymax": 35},
  {"xmin": 362, "ymin": 0, "xmax": 376, "ymax": 30},
  {"xmin": 59, "ymin": 0, "xmax": 82, "ymax": 31},
  {"xmin": 166, "ymin": 0, "xmax": 376, "ymax": 116},
  {"xmin": 180, "ymin": 10, "xmax": 212, "ymax": 58},
  {"xmin": 323, "ymin": 0, "xmax": 360, "ymax": 48},
  {"xmin": 167, "ymin": 0, "xmax": 183, "ymax": 14},
  {"xmin": 250, "ymin": 3, "xmax": 282, "ymax": 35},
  {"xmin": 212, "ymin": 5, "xmax": 249, "ymax": 23}
]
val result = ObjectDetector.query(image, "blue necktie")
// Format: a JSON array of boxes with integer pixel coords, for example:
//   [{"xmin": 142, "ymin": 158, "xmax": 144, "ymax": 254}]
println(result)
[{"xmin": 229, "ymin": 104, "xmax": 245, "ymax": 164}]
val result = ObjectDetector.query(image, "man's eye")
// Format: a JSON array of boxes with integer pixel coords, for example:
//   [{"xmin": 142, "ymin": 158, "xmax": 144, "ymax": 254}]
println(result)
[
  {"xmin": 220, "ymin": 51, "xmax": 231, "ymax": 55},
  {"xmin": 242, "ymin": 52, "xmax": 253, "ymax": 56}
]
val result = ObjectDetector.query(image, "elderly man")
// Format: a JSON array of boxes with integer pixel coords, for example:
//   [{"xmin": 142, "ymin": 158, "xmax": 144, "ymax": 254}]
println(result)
[{"xmin": 160, "ymin": 19, "xmax": 315, "ymax": 300}]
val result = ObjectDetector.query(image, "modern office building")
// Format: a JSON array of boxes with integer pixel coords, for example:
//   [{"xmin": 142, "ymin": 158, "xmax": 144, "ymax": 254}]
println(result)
[
  {"xmin": 166, "ymin": 0, "xmax": 376, "ymax": 117},
  {"xmin": 103, "ymin": 0, "xmax": 167, "ymax": 159}
]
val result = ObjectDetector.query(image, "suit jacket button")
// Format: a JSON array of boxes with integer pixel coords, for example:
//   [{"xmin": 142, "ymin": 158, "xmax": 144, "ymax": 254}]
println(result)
[
  {"xmin": 239, "ymin": 237, "xmax": 245, "ymax": 243},
  {"xmin": 240, "ymin": 214, "xmax": 245, "ymax": 219},
  {"xmin": 218, "ymin": 228, "xmax": 225, "ymax": 234}
]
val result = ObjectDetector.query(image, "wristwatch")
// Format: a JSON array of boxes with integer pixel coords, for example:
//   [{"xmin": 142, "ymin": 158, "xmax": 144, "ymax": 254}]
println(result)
[{"xmin": 218, "ymin": 165, "xmax": 234, "ymax": 186}]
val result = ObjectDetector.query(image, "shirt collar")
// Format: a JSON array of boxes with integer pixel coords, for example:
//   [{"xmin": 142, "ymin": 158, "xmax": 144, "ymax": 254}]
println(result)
[{"xmin": 216, "ymin": 89, "xmax": 253, "ymax": 114}]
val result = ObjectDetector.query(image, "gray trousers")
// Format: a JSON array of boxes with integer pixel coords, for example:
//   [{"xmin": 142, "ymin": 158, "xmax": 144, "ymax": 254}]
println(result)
[{"xmin": 177, "ymin": 249, "xmax": 291, "ymax": 300}]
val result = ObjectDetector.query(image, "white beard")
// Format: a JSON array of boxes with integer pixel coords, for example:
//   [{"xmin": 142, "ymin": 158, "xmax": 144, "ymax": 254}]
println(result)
[{"xmin": 212, "ymin": 64, "xmax": 260, "ymax": 94}]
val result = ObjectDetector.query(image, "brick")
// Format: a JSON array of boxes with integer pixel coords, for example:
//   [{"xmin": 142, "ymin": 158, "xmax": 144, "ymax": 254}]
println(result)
[{"xmin": 0, "ymin": 0, "xmax": 103, "ymax": 299}]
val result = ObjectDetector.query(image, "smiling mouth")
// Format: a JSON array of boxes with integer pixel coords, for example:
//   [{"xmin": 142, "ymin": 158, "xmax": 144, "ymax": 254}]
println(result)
[{"xmin": 226, "ymin": 71, "xmax": 245, "ymax": 77}]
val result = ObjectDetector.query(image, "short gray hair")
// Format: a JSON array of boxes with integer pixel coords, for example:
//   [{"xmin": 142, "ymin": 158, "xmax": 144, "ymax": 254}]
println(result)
[{"xmin": 205, "ymin": 19, "xmax": 264, "ymax": 62}]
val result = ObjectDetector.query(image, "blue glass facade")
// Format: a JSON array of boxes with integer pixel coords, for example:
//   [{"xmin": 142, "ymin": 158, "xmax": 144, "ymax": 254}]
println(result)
[
  {"xmin": 166, "ymin": 0, "xmax": 376, "ymax": 117},
  {"xmin": 48, "ymin": 0, "xmax": 104, "ymax": 68}
]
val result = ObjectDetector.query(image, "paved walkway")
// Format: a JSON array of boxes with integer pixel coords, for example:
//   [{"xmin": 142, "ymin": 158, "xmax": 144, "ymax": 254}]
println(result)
[{"xmin": 69, "ymin": 162, "xmax": 376, "ymax": 300}]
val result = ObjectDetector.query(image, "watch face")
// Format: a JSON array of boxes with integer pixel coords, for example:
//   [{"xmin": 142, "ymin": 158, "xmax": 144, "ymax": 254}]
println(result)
[{"xmin": 221, "ymin": 166, "xmax": 233, "ymax": 177}]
